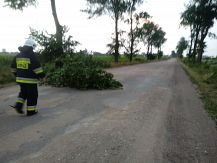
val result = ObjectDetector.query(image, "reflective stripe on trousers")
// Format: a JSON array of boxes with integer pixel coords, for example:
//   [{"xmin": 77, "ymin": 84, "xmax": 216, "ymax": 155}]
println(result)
[
  {"xmin": 16, "ymin": 97, "xmax": 25, "ymax": 104},
  {"xmin": 27, "ymin": 105, "xmax": 38, "ymax": 111},
  {"xmin": 16, "ymin": 77, "xmax": 38, "ymax": 84}
]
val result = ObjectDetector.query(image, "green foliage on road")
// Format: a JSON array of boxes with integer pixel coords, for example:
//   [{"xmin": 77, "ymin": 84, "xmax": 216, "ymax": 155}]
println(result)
[
  {"xmin": 180, "ymin": 58, "xmax": 217, "ymax": 124},
  {"xmin": 43, "ymin": 54, "xmax": 123, "ymax": 90},
  {"xmin": 0, "ymin": 55, "xmax": 15, "ymax": 85}
]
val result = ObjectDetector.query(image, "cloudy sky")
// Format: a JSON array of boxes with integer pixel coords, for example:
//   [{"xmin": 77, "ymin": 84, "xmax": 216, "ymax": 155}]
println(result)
[{"xmin": 0, "ymin": 0, "xmax": 217, "ymax": 56}]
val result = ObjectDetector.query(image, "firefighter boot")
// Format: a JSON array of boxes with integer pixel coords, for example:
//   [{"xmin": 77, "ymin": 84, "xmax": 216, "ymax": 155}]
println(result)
[
  {"xmin": 27, "ymin": 111, "xmax": 38, "ymax": 116},
  {"xmin": 26, "ymin": 106, "xmax": 38, "ymax": 116},
  {"xmin": 10, "ymin": 103, "xmax": 24, "ymax": 114}
]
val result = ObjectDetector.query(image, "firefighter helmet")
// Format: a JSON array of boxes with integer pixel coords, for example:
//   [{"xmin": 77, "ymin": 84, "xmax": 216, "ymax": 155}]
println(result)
[{"xmin": 24, "ymin": 39, "xmax": 37, "ymax": 49}]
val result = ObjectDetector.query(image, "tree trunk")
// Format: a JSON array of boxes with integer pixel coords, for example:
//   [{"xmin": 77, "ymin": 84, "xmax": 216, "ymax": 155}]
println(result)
[
  {"xmin": 150, "ymin": 44, "xmax": 153, "ymax": 54},
  {"xmin": 129, "ymin": 10, "xmax": 134, "ymax": 62},
  {"xmin": 197, "ymin": 41, "xmax": 204, "ymax": 63},
  {"xmin": 197, "ymin": 27, "xmax": 209, "ymax": 63},
  {"xmin": 192, "ymin": 28, "xmax": 200, "ymax": 61},
  {"xmin": 146, "ymin": 43, "xmax": 150, "ymax": 60},
  {"xmin": 114, "ymin": 15, "xmax": 119, "ymax": 63},
  {"xmin": 188, "ymin": 26, "xmax": 194, "ymax": 58},
  {"xmin": 129, "ymin": 1, "xmax": 137, "ymax": 62},
  {"xmin": 50, "ymin": 0, "xmax": 63, "ymax": 55},
  {"xmin": 157, "ymin": 47, "xmax": 160, "ymax": 59}
]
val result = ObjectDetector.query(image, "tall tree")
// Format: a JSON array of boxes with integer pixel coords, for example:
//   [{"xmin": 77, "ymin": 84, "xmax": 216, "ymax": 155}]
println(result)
[
  {"xmin": 124, "ymin": 11, "xmax": 150, "ymax": 62},
  {"xmin": 4, "ymin": 0, "xmax": 63, "ymax": 55},
  {"xmin": 126, "ymin": 0, "xmax": 143, "ymax": 62},
  {"xmin": 195, "ymin": 0, "xmax": 217, "ymax": 63},
  {"xmin": 50, "ymin": 0, "xmax": 63, "ymax": 55},
  {"xmin": 152, "ymin": 27, "xmax": 166, "ymax": 54},
  {"xmin": 171, "ymin": 50, "xmax": 177, "ymax": 58},
  {"xmin": 176, "ymin": 37, "xmax": 188, "ymax": 58},
  {"xmin": 181, "ymin": 4, "xmax": 198, "ymax": 59},
  {"xmin": 181, "ymin": 0, "xmax": 217, "ymax": 63},
  {"xmin": 138, "ymin": 22, "xmax": 156, "ymax": 57},
  {"xmin": 137, "ymin": 21, "xmax": 166, "ymax": 59},
  {"xmin": 83, "ymin": 0, "xmax": 128, "ymax": 63}
]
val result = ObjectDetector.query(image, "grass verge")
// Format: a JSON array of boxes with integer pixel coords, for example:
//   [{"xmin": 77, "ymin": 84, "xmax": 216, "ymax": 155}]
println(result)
[
  {"xmin": 0, "ymin": 55, "xmax": 15, "ymax": 86},
  {"xmin": 179, "ymin": 59, "xmax": 217, "ymax": 125}
]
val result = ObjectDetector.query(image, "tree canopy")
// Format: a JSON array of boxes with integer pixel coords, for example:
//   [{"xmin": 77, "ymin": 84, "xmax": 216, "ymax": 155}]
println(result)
[
  {"xmin": 176, "ymin": 37, "xmax": 188, "ymax": 58},
  {"xmin": 137, "ymin": 21, "xmax": 166, "ymax": 59},
  {"xmin": 84, "ymin": 0, "xmax": 129, "ymax": 63},
  {"xmin": 4, "ymin": 0, "xmax": 167, "ymax": 61},
  {"xmin": 4, "ymin": 0, "xmax": 37, "ymax": 10},
  {"xmin": 181, "ymin": 0, "xmax": 217, "ymax": 63},
  {"xmin": 126, "ymin": 0, "xmax": 144, "ymax": 62},
  {"xmin": 4, "ymin": 0, "xmax": 64, "ymax": 57}
]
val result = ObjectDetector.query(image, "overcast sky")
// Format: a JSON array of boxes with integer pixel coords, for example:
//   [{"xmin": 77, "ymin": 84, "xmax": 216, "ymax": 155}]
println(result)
[{"xmin": 0, "ymin": 0, "xmax": 217, "ymax": 56}]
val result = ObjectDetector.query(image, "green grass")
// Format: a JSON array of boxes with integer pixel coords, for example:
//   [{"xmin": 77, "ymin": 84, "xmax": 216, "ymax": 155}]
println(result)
[
  {"xmin": 180, "ymin": 58, "xmax": 217, "ymax": 124},
  {"xmin": 0, "ymin": 55, "xmax": 15, "ymax": 86},
  {"xmin": 92, "ymin": 55, "xmax": 113, "ymax": 63},
  {"xmin": 93, "ymin": 55, "xmax": 151, "ymax": 68},
  {"xmin": 91, "ymin": 55, "xmax": 132, "ymax": 67}
]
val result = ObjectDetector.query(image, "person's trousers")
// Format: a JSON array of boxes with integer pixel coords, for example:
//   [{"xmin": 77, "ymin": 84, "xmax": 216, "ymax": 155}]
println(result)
[{"xmin": 15, "ymin": 83, "xmax": 38, "ymax": 112}]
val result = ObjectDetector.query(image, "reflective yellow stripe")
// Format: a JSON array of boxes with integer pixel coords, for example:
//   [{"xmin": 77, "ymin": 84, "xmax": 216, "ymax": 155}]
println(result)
[
  {"xmin": 35, "ymin": 70, "xmax": 43, "ymax": 74},
  {"xmin": 16, "ymin": 100, "xmax": 24, "ymax": 104},
  {"xmin": 16, "ymin": 77, "xmax": 38, "ymax": 84},
  {"xmin": 27, "ymin": 108, "xmax": 37, "ymax": 111},
  {"xmin": 27, "ymin": 106, "xmax": 37, "ymax": 111},
  {"xmin": 16, "ymin": 80, "xmax": 38, "ymax": 84},
  {"xmin": 36, "ymin": 70, "xmax": 43, "ymax": 74},
  {"xmin": 33, "ymin": 67, "xmax": 44, "ymax": 74},
  {"xmin": 16, "ymin": 98, "xmax": 25, "ymax": 104}
]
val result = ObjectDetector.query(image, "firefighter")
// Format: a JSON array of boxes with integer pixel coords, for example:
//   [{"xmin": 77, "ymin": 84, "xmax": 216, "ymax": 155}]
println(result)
[{"xmin": 10, "ymin": 38, "xmax": 45, "ymax": 116}]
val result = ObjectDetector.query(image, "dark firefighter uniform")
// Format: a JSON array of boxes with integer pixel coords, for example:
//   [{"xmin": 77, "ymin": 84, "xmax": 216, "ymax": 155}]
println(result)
[{"xmin": 11, "ymin": 44, "xmax": 45, "ymax": 116}]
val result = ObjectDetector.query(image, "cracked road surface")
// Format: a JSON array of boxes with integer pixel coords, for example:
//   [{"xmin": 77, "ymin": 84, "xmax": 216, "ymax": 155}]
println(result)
[{"xmin": 0, "ymin": 59, "xmax": 217, "ymax": 163}]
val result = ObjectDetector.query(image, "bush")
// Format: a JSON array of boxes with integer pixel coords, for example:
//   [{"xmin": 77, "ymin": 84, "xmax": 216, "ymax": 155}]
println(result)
[
  {"xmin": 72, "ymin": 53, "xmax": 111, "ymax": 68},
  {"xmin": 134, "ymin": 56, "xmax": 146, "ymax": 63},
  {"xmin": 157, "ymin": 51, "xmax": 163, "ymax": 59},
  {"xmin": 92, "ymin": 55, "xmax": 112, "ymax": 68},
  {"xmin": 30, "ymin": 27, "xmax": 121, "ymax": 90},
  {"xmin": 147, "ymin": 54, "xmax": 156, "ymax": 60},
  {"xmin": 0, "ymin": 55, "xmax": 15, "ymax": 85},
  {"xmin": 206, "ymin": 71, "xmax": 217, "ymax": 84},
  {"xmin": 30, "ymin": 26, "xmax": 79, "ymax": 63},
  {"xmin": 44, "ymin": 55, "xmax": 122, "ymax": 90}
]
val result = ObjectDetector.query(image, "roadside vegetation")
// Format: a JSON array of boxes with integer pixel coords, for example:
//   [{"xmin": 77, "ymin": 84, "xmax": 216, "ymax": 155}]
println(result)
[
  {"xmin": 173, "ymin": 0, "xmax": 217, "ymax": 124},
  {"xmin": 180, "ymin": 58, "xmax": 217, "ymax": 124},
  {"xmin": 0, "ymin": 55, "xmax": 14, "ymax": 86},
  {"xmin": 2, "ymin": 0, "xmax": 168, "ymax": 90},
  {"xmin": 41, "ymin": 53, "xmax": 168, "ymax": 90},
  {"xmin": 0, "ymin": 51, "xmax": 168, "ymax": 89}
]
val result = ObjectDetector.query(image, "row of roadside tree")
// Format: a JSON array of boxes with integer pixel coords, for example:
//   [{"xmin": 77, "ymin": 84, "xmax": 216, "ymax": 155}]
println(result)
[
  {"xmin": 176, "ymin": 0, "xmax": 217, "ymax": 124},
  {"xmin": 3, "ymin": 0, "xmax": 167, "ymax": 63},
  {"xmin": 175, "ymin": 0, "xmax": 217, "ymax": 62}
]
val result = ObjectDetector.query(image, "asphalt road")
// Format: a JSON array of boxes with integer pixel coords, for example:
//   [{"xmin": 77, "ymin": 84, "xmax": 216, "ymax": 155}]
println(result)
[{"xmin": 0, "ymin": 59, "xmax": 217, "ymax": 163}]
